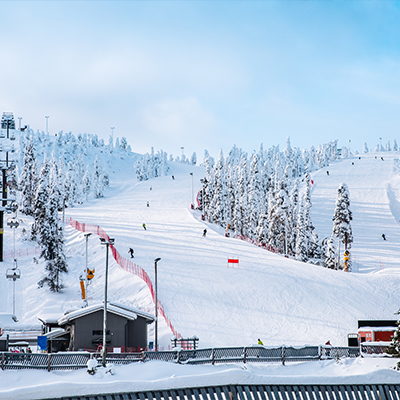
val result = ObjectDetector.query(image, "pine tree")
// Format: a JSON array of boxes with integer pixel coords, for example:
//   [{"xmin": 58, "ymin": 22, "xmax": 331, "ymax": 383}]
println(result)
[
  {"xmin": 233, "ymin": 155, "xmax": 249, "ymax": 237},
  {"xmin": 248, "ymin": 153, "xmax": 262, "ymax": 239},
  {"xmin": 268, "ymin": 167, "xmax": 291, "ymax": 254},
  {"xmin": 324, "ymin": 235, "xmax": 338, "ymax": 269},
  {"xmin": 332, "ymin": 183, "xmax": 353, "ymax": 251},
  {"xmin": 304, "ymin": 170, "xmax": 315, "ymax": 258},
  {"xmin": 211, "ymin": 150, "xmax": 226, "ymax": 226},
  {"xmin": 393, "ymin": 139, "xmax": 398, "ymax": 152},
  {"xmin": 32, "ymin": 158, "xmax": 50, "ymax": 242},
  {"xmin": 256, "ymin": 196, "xmax": 269, "ymax": 245},
  {"xmin": 387, "ymin": 312, "xmax": 400, "ymax": 369},
  {"xmin": 82, "ymin": 169, "xmax": 91, "ymax": 201},
  {"xmin": 38, "ymin": 179, "xmax": 68, "ymax": 292},
  {"xmin": 93, "ymin": 156, "xmax": 104, "ymax": 198},
  {"xmin": 20, "ymin": 139, "xmax": 37, "ymax": 216},
  {"xmin": 295, "ymin": 196, "xmax": 307, "ymax": 262}
]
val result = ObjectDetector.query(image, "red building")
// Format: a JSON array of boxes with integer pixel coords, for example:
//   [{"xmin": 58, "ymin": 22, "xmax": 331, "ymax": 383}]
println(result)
[{"xmin": 357, "ymin": 320, "xmax": 397, "ymax": 344}]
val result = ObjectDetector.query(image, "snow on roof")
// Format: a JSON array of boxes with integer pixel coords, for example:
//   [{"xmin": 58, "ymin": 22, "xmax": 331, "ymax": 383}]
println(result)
[
  {"xmin": 357, "ymin": 326, "xmax": 396, "ymax": 332},
  {"xmin": 0, "ymin": 313, "xmax": 41, "ymax": 333},
  {"xmin": 58, "ymin": 302, "xmax": 155, "ymax": 325},
  {"xmin": 0, "ymin": 313, "xmax": 18, "ymax": 327},
  {"xmin": 44, "ymin": 328, "xmax": 68, "ymax": 339}
]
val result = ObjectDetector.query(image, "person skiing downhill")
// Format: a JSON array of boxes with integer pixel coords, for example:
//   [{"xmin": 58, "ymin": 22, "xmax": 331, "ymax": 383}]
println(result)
[
  {"xmin": 258, "ymin": 338, "xmax": 264, "ymax": 345},
  {"xmin": 128, "ymin": 248, "xmax": 134, "ymax": 258},
  {"xmin": 143, "ymin": 223, "xmax": 147, "ymax": 230},
  {"xmin": 203, "ymin": 229, "xmax": 207, "ymax": 237},
  {"xmin": 382, "ymin": 234, "xmax": 386, "ymax": 240}
]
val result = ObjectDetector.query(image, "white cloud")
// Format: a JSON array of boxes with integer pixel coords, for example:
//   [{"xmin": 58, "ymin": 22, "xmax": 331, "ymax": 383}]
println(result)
[{"xmin": 142, "ymin": 97, "xmax": 215, "ymax": 137}]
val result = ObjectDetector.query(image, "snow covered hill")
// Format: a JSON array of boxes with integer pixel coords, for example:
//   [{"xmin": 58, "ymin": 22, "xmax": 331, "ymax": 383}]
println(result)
[{"xmin": 1, "ymin": 149, "xmax": 400, "ymax": 349}]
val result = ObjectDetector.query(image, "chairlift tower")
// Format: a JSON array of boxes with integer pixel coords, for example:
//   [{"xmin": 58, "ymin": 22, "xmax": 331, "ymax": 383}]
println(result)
[
  {"xmin": 0, "ymin": 111, "xmax": 18, "ymax": 262},
  {"xmin": 6, "ymin": 218, "xmax": 20, "ymax": 315}
]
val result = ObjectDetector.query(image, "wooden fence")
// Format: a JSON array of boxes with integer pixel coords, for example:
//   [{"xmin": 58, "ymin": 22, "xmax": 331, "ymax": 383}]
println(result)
[{"xmin": 0, "ymin": 345, "xmax": 378, "ymax": 371}]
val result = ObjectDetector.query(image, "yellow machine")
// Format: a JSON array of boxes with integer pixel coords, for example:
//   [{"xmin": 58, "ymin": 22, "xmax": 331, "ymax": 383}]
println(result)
[
  {"xmin": 343, "ymin": 250, "xmax": 350, "ymax": 272},
  {"xmin": 80, "ymin": 279, "xmax": 86, "ymax": 300},
  {"xmin": 87, "ymin": 268, "xmax": 95, "ymax": 280}
]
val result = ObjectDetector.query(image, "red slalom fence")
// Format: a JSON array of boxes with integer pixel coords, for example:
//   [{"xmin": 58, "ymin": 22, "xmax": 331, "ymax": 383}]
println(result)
[
  {"xmin": 3, "ymin": 246, "xmax": 41, "ymax": 260},
  {"xmin": 69, "ymin": 218, "xmax": 181, "ymax": 338}
]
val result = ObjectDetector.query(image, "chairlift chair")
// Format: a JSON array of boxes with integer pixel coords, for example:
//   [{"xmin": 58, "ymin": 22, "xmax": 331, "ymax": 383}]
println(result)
[{"xmin": 6, "ymin": 268, "xmax": 21, "ymax": 280}]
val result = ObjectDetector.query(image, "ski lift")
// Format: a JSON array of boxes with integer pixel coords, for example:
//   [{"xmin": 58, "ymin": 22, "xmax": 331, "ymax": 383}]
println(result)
[{"xmin": 6, "ymin": 268, "xmax": 21, "ymax": 281}]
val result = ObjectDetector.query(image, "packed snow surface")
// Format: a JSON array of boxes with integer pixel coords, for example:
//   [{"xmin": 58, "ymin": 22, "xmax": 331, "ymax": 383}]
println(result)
[
  {"xmin": 1, "ymin": 151, "xmax": 400, "ymax": 397},
  {"xmin": 0, "ymin": 358, "xmax": 399, "ymax": 400}
]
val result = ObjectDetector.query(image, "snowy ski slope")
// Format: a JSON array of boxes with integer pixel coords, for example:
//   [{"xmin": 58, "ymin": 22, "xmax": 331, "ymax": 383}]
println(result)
[{"xmin": 1, "ymin": 151, "xmax": 400, "ymax": 349}]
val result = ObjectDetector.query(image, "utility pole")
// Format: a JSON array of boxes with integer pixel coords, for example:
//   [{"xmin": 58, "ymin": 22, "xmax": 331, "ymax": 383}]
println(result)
[
  {"xmin": 84, "ymin": 233, "xmax": 92, "ymax": 307},
  {"xmin": 154, "ymin": 257, "xmax": 161, "ymax": 351},
  {"xmin": 190, "ymin": 173, "xmax": 194, "ymax": 209},
  {"xmin": 100, "ymin": 237, "xmax": 114, "ymax": 367}
]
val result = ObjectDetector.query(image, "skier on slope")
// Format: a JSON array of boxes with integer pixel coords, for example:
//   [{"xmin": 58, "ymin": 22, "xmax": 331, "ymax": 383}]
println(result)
[
  {"xmin": 258, "ymin": 339, "xmax": 264, "ymax": 345},
  {"xmin": 143, "ymin": 223, "xmax": 147, "ymax": 230},
  {"xmin": 203, "ymin": 229, "xmax": 207, "ymax": 237},
  {"xmin": 128, "ymin": 248, "xmax": 134, "ymax": 258},
  {"xmin": 382, "ymin": 234, "xmax": 386, "ymax": 241}
]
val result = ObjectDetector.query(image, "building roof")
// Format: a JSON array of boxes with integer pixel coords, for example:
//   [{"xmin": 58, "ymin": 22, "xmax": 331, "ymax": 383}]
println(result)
[
  {"xmin": 358, "ymin": 320, "xmax": 397, "ymax": 328},
  {"xmin": 57, "ymin": 302, "xmax": 155, "ymax": 326},
  {"xmin": 358, "ymin": 326, "xmax": 396, "ymax": 332}
]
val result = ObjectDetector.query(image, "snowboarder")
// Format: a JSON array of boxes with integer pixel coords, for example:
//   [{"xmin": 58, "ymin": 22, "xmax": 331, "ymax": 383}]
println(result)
[
  {"xmin": 382, "ymin": 234, "xmax": 386, "ymax": 241},
  {"xmin": 147, "ymin": 201, "xmax": 149, "ymax": 207},
  {"xmin": 326, "ymin": 171, "xmax": 329, "ymax": 176},
  {"xmin": 143, "ymin": 223, "xmax": 147, "ymax": 230},
  {"xmin": 258, "ymin": 339, "xmax": 264, "ymax": 345},
  {"xmin": 203, "ymin": 229, "xmax": 207, "ymax": 237},
  {"xmin": 128, "ymin": 248, "xmax": 134, "ymax": 258},
  {"xmin": 325, "ymin": 340, "xmax": 331, "ymax": 346}
]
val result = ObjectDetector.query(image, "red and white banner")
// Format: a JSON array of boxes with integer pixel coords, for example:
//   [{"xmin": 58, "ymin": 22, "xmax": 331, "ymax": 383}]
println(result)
[{"xmin": 228, "ymin": 257, "xmax": 239, "ymax": 268}]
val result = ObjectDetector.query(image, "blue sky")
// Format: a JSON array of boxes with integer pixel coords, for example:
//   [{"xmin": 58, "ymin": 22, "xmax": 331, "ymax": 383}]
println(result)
[{"xmin": 1, "ymin": 1, "xmax": 400, "ymax": 159}]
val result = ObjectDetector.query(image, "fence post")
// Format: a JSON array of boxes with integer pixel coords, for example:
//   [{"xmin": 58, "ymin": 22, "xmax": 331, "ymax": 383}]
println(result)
[
  {"xmin": 243, "ymin": 347, "xmax": 247, "ymax": 364},
  {"xmin": 1, "ymin": 352, "xmax": 4, "ymax": 370},
  {"xmin": 47, "ymin": 354, "xmax": 52, "ymax": 372},
  {"xmin": 141, "ymin": 351, "xmax": 146, "ymax": 362},
  {"xmin": 281, "ymin": 346, "xmax": 286, "ymax": 365},
  {"xmin": 318, "ymin": 345, "xmax": 322, "ymax": 360},
  {"xmin": 211, "ymin": 348, "xmax": 215, "ymax": 365}
]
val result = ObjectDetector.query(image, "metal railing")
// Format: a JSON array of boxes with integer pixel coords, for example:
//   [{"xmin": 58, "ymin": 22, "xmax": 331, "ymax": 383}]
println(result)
[
  {"xmin": 0, "ymin": 343, "xmax": 391, "ymax": 371},
  {"xmin": 23, "ymin": 383, "xmax": 400, "ymax": 400}
]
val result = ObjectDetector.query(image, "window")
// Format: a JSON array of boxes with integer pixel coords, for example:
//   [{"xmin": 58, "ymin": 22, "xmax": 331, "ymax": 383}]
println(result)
[{"xmin": 92, "ymin": 330, "xmax": 110, "ymax": 335}]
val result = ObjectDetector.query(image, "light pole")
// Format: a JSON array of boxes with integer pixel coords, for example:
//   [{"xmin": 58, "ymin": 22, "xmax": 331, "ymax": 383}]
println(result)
[
  {"xmin": 181, "ymin": 147, "xmax": 184, "ymax": 156},
  {"xmin": 84, "ymin": 233, "xmax": 92, "ymax": 307},
  {"xmin": 45, "ymin": 116, "xmax": 49, "ymax": 134},
  {"xmin": 190, "ymin": 173, "xmax": 194, "ymax": 209},
  {"xmin": 154, "ymin": 257, "xmax": 161, "ymax": 351},
  {"xmin": 100, "ymin": 237, "xmax": 115, "ymax": 367},
  {"xmin": 379, "ymin": 137, "xmax": 382, "ymax": 150}
]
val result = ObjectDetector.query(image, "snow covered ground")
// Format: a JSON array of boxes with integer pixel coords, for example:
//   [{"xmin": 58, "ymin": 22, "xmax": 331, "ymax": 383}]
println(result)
[
  {"xmin": 0, "ymin": 358, "xmax": 399, "ymax": 400},
  {"xmin": 1, "ymin": 149, "xmax": 400, "ymax": 397}
]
